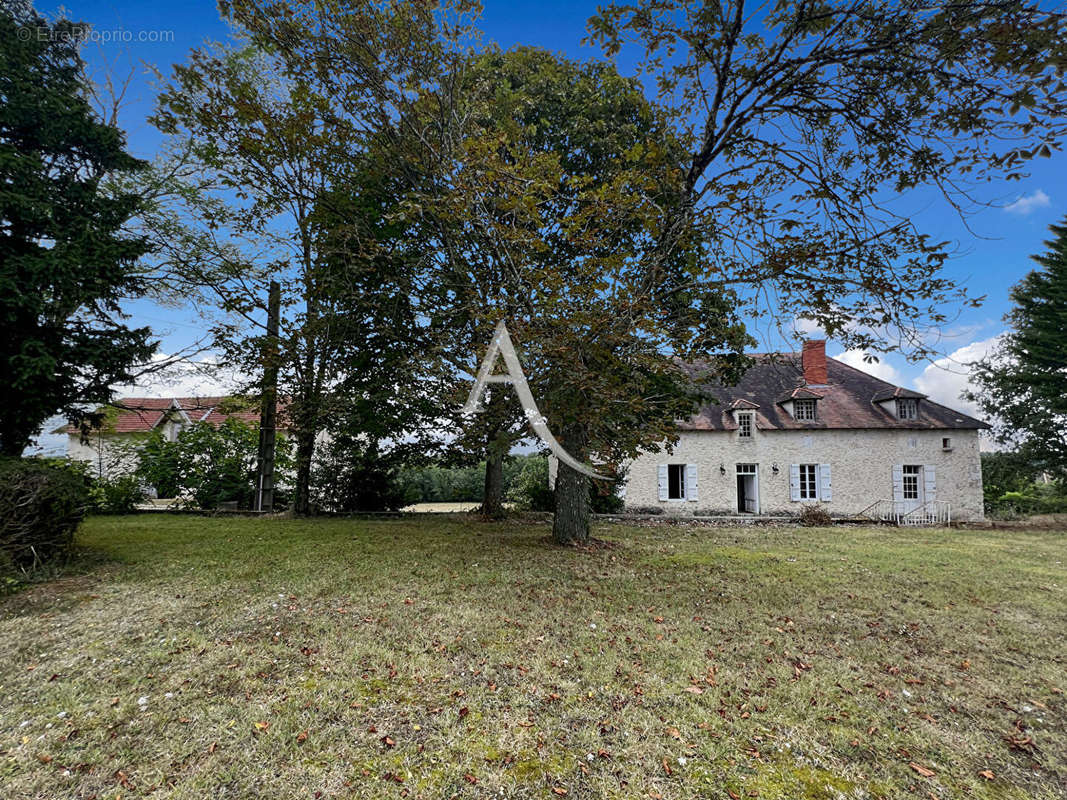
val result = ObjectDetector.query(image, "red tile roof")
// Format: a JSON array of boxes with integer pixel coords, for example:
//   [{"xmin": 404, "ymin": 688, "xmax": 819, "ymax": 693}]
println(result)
[
  {"xmin": 59, "ymin": 396, "xmax": 289, "ymax": 434},
  {"xmin": 679, "ymin": 353, "xmax": 987, "ymax": 431}
]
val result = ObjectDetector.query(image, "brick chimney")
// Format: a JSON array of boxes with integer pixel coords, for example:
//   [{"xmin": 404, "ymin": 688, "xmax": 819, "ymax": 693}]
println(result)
[{"xmin": 802, "ymin": 339, "xmax": 827, "ymax": 385}]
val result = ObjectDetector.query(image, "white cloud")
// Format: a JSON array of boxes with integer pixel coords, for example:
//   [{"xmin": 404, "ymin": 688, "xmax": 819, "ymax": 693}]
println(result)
[
  {"xmin": 1004, "ymin": 189, "xmax": 1050, "ymax": 215},
  {"xmin": 791, "ymin": 316, "xmax": 826, "ymax": 338},
  {"xmin": 111, "ymin": 353, "xmax": 246, "ymax": 399},
  {"xmin": 913, "ymin": 335, "xmax": 1003, "ymax": 417},
  {"xmin": 830, "ymin": 349, "xmax": 904, "ymax": 384}
]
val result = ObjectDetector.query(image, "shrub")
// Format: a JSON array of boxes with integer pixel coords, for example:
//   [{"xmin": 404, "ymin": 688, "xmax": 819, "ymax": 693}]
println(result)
[
  {"xmin": 0, "ymin": 458, "xmax": 91, "ymax": 572},
  {"xmin": 797, "ymin": 503, "xmax": 832, "ymax": 527},
  {"xmin": 136, "ymin": 431, "xmax": 180, "ymax": 497},
  {"xmin": 90, "ymin": 474, "xmax": 144, "ymax": 514},
  {"xmin": 136, "ymin": 419, "xmax": 293, "ymax": 510},
  {"xmin": 312, "ymin": 439, "xmax": 407, "ymax": 512},
  {"xmin": 507, "ymin": 457, "xmax": 554, "ymax": 512},
  {"xmin": 590, "ymin": 480, "xmax": 625, "ymax": 514}
]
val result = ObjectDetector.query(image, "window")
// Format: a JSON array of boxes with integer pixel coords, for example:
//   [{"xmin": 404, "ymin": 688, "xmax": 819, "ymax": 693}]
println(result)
[
  {"xmin": 737, "ymin": 412, "xmax": 753, "ymax": 438},
  {"xmin": 667, "ymin": 464, "xmax": 686, "ymax": 500},
  {"xmin": 793, "ymin": 399, "xmax": 817, "ymax": 421},
  {"xmin": 896, "ymin": 398, "xmax": 918, "ymax": 420},
  {"xmin": 942, "ymin": 437, "xmax": 952, "ymax": 451},
  {"xmin": 903, "ymin": 465, "xmax": 921, "ymax": 500},
  {"xmin": 798, "ymin": 464, "xmax": 818, "ymax": 500}
]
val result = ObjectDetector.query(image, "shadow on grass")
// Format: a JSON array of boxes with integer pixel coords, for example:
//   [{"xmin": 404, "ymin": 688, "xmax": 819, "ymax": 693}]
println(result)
[{"xmin": 0, "ymin": 544, "xmax": 119, "ymax": 614}]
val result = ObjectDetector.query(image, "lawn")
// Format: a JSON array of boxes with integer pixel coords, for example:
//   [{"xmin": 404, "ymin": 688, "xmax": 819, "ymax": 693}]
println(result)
[{"xmin": 1, "ymin": 516, "xmax": 1064, "ymax": 799}]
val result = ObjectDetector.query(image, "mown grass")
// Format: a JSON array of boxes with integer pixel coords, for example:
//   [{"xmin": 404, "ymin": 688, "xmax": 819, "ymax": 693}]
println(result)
[{"xmin": 0, "ymin": 515, "xmax": 1064, "ymax": 799}]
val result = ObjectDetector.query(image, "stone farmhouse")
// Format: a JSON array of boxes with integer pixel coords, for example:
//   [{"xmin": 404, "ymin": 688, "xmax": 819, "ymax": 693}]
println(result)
[
  {"xmin": 58, "ymin": 396, "xmax": 280, "ymax": 480},
  {"xmin": 617, "ymin": 341, "xmax": 987, "ymax": 522}
]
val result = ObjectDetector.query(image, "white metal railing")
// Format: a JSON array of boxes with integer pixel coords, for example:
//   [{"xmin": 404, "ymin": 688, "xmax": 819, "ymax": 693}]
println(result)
[{"xmin": 858, "ymin": 499, "xmax": 952, "ymax": 527}]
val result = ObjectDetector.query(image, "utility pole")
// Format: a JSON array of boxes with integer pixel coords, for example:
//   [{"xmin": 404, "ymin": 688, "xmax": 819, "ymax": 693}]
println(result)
[{"xmin": 255, "ymin": 281, "xmax": 281, "ymax": 512}]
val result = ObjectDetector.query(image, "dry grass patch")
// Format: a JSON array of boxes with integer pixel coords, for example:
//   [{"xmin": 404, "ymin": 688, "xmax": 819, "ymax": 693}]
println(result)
[{"xmin": 0, "ymin": 516, "xmax": 1064, "ymax": 799}]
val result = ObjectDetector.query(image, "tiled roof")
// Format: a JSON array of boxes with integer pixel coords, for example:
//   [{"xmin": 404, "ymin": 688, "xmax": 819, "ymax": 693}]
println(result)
[
  {"xmin": 680, "ymin": 354, "xmax": 988, "ymax": 431},
  {"xmin": 58, "ymin": 396, "xmax": 288, "ymax": 434}
]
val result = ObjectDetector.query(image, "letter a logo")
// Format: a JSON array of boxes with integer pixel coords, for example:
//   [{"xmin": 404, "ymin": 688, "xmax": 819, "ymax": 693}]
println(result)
[{"xmin": 461, "ymin": 321, "xmax": 608, "ymax": 480}]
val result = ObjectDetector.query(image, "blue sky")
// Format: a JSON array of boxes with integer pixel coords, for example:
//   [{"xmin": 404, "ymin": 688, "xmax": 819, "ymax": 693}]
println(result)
[{"xmin": 27, "ymin": 1, "xmax": 1067, "ymax": 452}]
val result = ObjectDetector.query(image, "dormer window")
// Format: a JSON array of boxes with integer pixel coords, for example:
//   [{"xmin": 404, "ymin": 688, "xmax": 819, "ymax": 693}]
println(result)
[
  {"xmin": 793, "ymin": 398, "xmax": 817, "ymax": 421},
  {"xmin": 896, "ymin": 398, "xmax": 918, "ymax": 420},
  {"xmin": 738, "ymin": 412, "xmax": 754, "ymax": 438}
]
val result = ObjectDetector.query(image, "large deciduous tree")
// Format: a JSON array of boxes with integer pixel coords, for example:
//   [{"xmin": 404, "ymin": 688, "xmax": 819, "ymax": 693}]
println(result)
[
  {"xmin": 149, "ymin": 44, "xmax": 336, "ymax": 514},
  {"xmin": 968, "ymin": 217, "xmax": 1067, "ymax": 479},
  {"xmin": 148, "ymin": 1, "xmax": 473, "ymax": 514},
  {"xmin": 583, "ymin": 0, "xmax": 1067, "ymax": 347},
  {"xmin": 420, "ymin": 47, "xmax": 753, "ymax": 542},
  {"xmin": 0, "ymin": 6, "xmax": 155, "ymax": 455}
]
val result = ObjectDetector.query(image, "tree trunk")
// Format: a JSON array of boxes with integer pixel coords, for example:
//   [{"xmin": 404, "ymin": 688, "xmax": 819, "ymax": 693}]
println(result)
[
  {"xmin": 293, "ymin": 425, "xmax": 316, "ymax": 515},
  {"xmin": 552, "ymin": 460, "xmax": 590, "ymax": 544},
  {"xmin": 479, "ymin": 387, "xmax": 510, "ymax": 519},
  {"xmin": 481, "ymin": 445, "xmax": 505, "ymax": 518},
  {"xmin": 552, "ymin": 425, "xmax": 591, "ymax": 544}
]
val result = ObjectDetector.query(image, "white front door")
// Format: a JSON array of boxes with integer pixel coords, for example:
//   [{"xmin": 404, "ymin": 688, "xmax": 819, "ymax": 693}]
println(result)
[{"xmin": 901, "ymin": 465, "xmax": 924, "ymax": 513}]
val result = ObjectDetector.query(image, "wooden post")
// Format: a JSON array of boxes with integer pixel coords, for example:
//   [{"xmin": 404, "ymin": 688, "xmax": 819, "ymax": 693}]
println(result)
[{"xmin": 255, "ymin": 281, "xmax": 281, "ymax": 512}]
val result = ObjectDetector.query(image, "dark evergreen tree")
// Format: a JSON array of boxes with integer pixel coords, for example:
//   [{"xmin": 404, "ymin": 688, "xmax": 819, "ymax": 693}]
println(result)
[
  {"xmin": 0, "ymin": 6, "xmax": 154, "ymax": 455},
  {"xmin": 969, "ymin": 218, "xmax": 1067, "ymax": 478}
]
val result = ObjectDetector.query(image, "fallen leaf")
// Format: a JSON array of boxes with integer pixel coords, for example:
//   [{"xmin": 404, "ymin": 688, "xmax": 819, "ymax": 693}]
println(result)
[
  {"xmin": 684, "ymin": 686, "xmax": 703, "ymax": 695},
  {"xmin": 464, "ymin": 773, "xmax": 478, "ymax": 784},
  {"xmin": 36, "ymin": 753, "xmax": 52, "ymax": 764},
  {"xmin": 253, "ymin": 721, "xmax": 270, "ymax": 731},
  {"xmin": 909, "ymin": 762, "xmax": 935, "ymax": 777},
  {"xmin": 207, "ymin": 741, "xmax": 218, "ymax": 754},
  {"xmin": 382, "ymin": 735, "xmax": 395, "ymax": 748},
  {"xmin": 296, "ymin": 730, "xmax": 308, "ymax": 743},
  {"xmin": 458, "ymin": 707, "xmax": 469, "ymax": 719},
  {"xmin": 551, "ymin": 788, "xmax": 568, "ymax": 796},
  {"xmin": 978, "ymin": 769, "xmax": 995, "ymax": 780},
  {"xmin": 662, "ymin": 757, "xmax": 672, "ymax": 775}
]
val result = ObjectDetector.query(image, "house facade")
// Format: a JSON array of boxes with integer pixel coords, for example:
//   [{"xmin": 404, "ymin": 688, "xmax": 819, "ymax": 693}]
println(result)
[
  {"xmin": 60, "ymin": 397, "xmax": 276, "ymax": 480},
  {"xmin": 609, "ymin": 341, "xmax": 987, "ymax": 521}
]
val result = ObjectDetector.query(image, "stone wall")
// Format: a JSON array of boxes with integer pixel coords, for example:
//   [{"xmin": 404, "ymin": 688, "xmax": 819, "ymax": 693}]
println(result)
[{"xmin": 619, "ymin": 428, "xmax": 984, "ymax": 520}]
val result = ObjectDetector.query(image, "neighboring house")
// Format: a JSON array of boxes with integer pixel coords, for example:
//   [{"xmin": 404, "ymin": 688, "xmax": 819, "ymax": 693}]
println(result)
[
  {"xmin": 556, "ymin": 341, "xmax": 988, "ymax": 522},
  {"xmin": 58, "ymin": 396, "xmax": 281, "ymax": 480}
]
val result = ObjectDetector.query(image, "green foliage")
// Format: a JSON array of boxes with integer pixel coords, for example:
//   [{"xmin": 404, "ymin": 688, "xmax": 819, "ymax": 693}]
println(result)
[
  {"xmin": 0, "ymin": 7, "xmax": 156, "ymax": 456},
  {"xmin": 311, "ymin": 439, "xmax": 407, "ymax": 513},
  {"xmin": 89, "ymin": 474, "xmax": 145, "ymax": 515},
  {"xmin": 970, "ymin": 218, "xmax": 1067, "ymax": 480},
  {"xmin": 136, "ymin": 420, "xmax": 292, "ymax": 510},
  {"xmin": 136, "ymin": 431, "xmax": 181, "ymax": 498},
  {"xmin": 981, "ymin": 451, "xmax": 1067, "ymax": 517},
  {"xmin": 507, "ymin": 457, "xmax": 554, "ymax": 512},
  {"xmin": 992, "ymin": 487, "xmax": 1067, "ymax": 518},
  {"xmin": 0, "ymin": 458, "xmax": 91, "ymax": 573},
  {"xmin": 399, "ymin": 455, "xmax": 539, "ymax": 505}
]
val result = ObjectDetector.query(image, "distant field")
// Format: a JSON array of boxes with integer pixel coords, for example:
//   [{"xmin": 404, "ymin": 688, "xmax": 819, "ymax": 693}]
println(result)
[
  {"xmin": 401, "ymin": 502, "xmax": 484, "ymax": 513},
  {"xmin": 1, "ymin": 517, "xmax": 1064, "ymax": 799}
]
